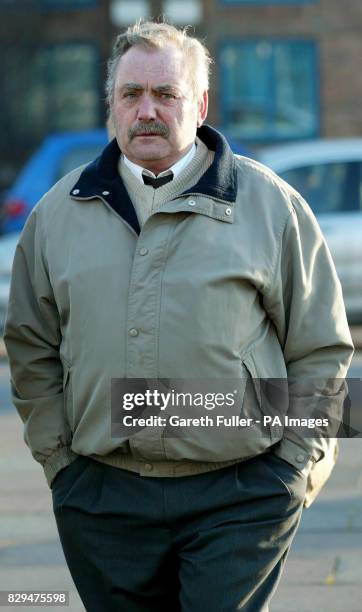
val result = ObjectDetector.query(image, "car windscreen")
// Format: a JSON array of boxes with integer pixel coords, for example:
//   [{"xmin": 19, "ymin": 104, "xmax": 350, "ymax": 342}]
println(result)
[
  {"xmin": 57, "ymin": 144, "xmax": 105, "ymax": 180},
  {"xmin": 280, "ymin": 161, "xmax": 361, "ymax": 214}
]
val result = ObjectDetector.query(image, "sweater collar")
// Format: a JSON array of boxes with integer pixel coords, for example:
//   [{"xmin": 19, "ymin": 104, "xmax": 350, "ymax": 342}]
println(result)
[
  {"xmin": 71, "ymin": 125, "xmax": 237, "ymax": 200},
  {"xmin": 122, "ymin": 141, "xmax": 197, "ymax": 182},
  {"xmin": 69, "ymin": 125, "xmax": 237, "ymax": 234}
]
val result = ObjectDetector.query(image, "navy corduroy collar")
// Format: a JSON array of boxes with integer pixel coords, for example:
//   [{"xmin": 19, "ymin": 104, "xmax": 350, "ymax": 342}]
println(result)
[{"xmin": 70, "ymin": 124, "xmax": 237, "ymax": 235}]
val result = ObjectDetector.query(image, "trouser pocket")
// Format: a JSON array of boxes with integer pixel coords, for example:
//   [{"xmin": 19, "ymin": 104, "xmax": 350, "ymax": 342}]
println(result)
[
  {"xmin": 52, "ymin": 455, "xmax": 90, "ymax": 510},
  {"xmin": 259, "ymin": 452, "xmax": 308, "ymax": 503},
  {"xmin": 53, "ymin": 456, "xmax": 105, "ymax": 515}
]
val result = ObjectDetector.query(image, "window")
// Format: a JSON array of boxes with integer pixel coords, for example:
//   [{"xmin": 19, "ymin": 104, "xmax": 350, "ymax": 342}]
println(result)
[
  {"xmin": 220, "ymin": 40, "xmax": 319, "ymax": 142},
  {"xmin": 2, "ymin": 43, "xmax": 100, "ymax": 145},
  {"xmin": 58, "ymin": 144, "xmax": 106, "ymax": 178},
  {"xmin": 280, "ymin": 162, "xmax": 362, "ymax": 215}
]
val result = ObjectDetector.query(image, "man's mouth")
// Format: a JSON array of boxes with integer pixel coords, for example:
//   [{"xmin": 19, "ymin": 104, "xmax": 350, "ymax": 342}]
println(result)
[{"xmin": 129, "ymin": 123, "xmax": 170, "ymax": 140}]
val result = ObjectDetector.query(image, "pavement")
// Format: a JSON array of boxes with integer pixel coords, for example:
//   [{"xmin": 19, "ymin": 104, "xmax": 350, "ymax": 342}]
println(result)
[
  {"xmin": 271, "ymin": 438, "xmax": 362, "ymax": 612},
  {"xmin": 350, "ymin": 325, "xmax": 362, "ymax": 349},
  {"xmin": 0, "ymin": 381, "xmax": 84, "ymax": 612},
  {"xmin": 0, "ymin": 338, "xmax": 362, "ymax": 611}
]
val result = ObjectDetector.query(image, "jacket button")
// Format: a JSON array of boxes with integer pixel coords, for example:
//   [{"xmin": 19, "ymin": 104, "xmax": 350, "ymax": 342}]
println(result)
[
  {"xmin": 129, "ymin": 328, "xmax": 139, "ymax": 337},
  {"xmin": 72, "ymin": 189, "xmax": 80, "ymax": 195},
  {"xmin": 296, "ymin": 453, "xmax": 306, "ymax": 463},
  {"xmin": 144, "ymin": 463, "xmax": 153, "ymax": 472},
  {"xmin": 188, "ymin": 200, "xmax": 196, "ymax": 206},
  {"xmin": 102, "ymin": 190, "xmax": 110, "ymax": 196},
  {"xmin": 225, "ymin": 207, "xmax": 232, "ymax": 216},
  {"xmin": 139, "ymin": 248, "xmax": 149, "ymax": 256}
]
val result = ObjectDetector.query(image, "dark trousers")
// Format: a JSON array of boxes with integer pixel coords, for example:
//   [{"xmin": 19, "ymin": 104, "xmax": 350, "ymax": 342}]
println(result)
[{"xmin": 52, "ymin": 453, "xmax": 307, "ymax": 612}]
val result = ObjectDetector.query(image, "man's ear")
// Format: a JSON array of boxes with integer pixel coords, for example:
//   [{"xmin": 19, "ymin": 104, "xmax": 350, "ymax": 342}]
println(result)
[
  {"xmin": 197, "ymin": 90, "xmax": 209, "ymax": 127},
  {"xmin": 106, "ymin": 113, "xmax": 116, "ymax": 140}
]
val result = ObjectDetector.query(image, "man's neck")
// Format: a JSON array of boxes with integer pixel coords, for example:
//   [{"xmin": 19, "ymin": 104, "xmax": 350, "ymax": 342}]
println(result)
[{"xmin": 122, "ymin": 143, "xmax": 197, "ymax": 183}]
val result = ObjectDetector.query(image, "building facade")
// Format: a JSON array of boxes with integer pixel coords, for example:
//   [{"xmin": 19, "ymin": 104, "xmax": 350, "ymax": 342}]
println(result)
[{"xmin": 0, "ymin": 0, "xmax": 361, "ymax": 186}]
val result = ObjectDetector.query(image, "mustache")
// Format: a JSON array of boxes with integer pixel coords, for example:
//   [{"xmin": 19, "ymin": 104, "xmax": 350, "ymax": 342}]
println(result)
[{"xmin": 128, "ymin": 122, "xmax": 170, "ymax": 139}]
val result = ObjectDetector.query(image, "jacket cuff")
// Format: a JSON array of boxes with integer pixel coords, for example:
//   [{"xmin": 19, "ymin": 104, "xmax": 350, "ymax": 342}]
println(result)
[
  {"xmin": 43, "ymin": 446, "xmax": 79, "ymax": 488},
  {"xmin": 272, "ymin": 438, "xmax": 315, "ymax": 477}
]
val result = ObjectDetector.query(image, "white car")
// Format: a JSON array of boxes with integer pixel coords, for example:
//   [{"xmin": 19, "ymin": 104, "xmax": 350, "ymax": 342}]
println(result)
[
  {"xmin": 257, "ymin": 139, "xmax": 362, "ymax": 322},
  {"xmin": 0, "ymin": 232, "xmax": 20, "ymax": 333}
]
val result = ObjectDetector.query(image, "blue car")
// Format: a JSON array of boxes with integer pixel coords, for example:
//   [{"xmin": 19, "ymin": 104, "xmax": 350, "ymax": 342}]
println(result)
[{"xmin": 2, "ymin": 129, "xmax": 108, "ymax": 234}]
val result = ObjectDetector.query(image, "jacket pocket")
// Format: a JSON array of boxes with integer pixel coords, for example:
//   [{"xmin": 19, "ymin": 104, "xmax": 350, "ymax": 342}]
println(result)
[
  {"xmin": 240, "ymin": 354, "xmax": 263, "ymax": 421},
  {"xmin": 63, "ymin": 362, "xmax": 74, "ymax": 433},
  {"xmin": 240, "ymin": 352, "xmax": 286, "ymax": 443}
]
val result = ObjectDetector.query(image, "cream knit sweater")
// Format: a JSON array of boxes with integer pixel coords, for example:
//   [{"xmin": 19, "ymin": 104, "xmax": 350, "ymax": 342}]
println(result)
[{"xmin": 119, "ymin": 137, "xmax": 215, "ymax": 227}]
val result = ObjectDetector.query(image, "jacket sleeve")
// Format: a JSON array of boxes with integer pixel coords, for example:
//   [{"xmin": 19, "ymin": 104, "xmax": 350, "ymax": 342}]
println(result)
[
  {"xmin": 3, "ymin": 209, "xmax": 78, "ymax": 487},
  {"xmin": 262, "ymin": 191, "xmax": 354, "ymax": 472}
]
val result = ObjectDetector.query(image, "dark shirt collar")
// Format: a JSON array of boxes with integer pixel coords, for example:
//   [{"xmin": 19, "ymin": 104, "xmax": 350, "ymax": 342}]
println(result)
[{"xmin": 70, "ymin": 125, "xmax": 237, "ymax": 235}]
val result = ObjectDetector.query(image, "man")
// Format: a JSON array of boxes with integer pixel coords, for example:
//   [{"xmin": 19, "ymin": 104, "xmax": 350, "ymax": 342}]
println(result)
[{"xmin": 4, "ymin": 21, "xmax": 353, "ymax": 612}]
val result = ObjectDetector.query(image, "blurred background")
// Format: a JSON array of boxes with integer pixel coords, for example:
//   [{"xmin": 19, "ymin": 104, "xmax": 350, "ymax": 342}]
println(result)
[
  {"xmin": 0, "ymin": 1, "xmax": 361, "ymax": 611},
  {"xmin": 1, "ymin": 0, "xmax": 362, "ymax": 171},
  {"xmin": 0, "ymin": 0, "xmax": 362, "ymax": 324},
  {"xmin": 1, "ymin": 0, "xmax": 362, "ymax": 174}
]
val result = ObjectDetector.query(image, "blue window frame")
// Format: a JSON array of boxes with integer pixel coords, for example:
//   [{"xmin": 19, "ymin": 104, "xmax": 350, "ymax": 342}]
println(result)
[
  {"xmin": 2, "ymin": 42, "xmax": 101, "ymax": 146},
  {"xmin": 220, "ymin": 40, "xmax": 319, "ymax": 142}
]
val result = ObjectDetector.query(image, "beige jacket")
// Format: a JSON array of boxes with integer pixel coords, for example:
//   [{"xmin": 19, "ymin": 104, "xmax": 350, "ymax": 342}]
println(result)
[{"xmin": 4, "ymin": 126, "xmax": 354, "ymax": 503}]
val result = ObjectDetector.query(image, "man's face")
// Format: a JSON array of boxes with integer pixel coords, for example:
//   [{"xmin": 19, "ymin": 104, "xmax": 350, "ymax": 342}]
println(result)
[{"xmin": 110, "ymin": 44, "xmax": 208, "ymax": 174}]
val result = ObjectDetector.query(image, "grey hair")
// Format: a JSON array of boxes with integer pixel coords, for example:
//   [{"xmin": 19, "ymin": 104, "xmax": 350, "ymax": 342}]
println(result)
[{"xmin": 105, "ymin": 20, "xmax": 212, "ymax": 106}]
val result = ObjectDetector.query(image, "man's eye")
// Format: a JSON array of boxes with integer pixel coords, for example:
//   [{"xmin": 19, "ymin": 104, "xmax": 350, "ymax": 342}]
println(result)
[
  {"xmin": 160, "ymin": 93, "xmax": 176, "ymax": 100},
  {"xmin": 123, "ymin": 92, "xmax": 138, "ymax": 99}
]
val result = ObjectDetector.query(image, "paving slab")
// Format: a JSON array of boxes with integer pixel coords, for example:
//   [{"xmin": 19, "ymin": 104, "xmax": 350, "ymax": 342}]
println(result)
[{"xmin": 271, "ymin": 584, "xmax": 362, "ymax": 612}]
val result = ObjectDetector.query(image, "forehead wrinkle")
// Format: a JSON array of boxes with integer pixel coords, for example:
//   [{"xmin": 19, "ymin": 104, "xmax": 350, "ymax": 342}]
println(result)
[
  {"xmin": 118, "ymin": 82, "xmax": 185, "ymax": 96},
  {"xmin": 119, "ymin": 83, "xmax": 144, "ymax": 91},
  {"xmin": 153, "ymin": 84, "xmax": 179, "ymax": 92}
]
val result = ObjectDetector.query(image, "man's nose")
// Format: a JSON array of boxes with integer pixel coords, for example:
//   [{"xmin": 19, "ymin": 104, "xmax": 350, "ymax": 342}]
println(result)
[{"xmin": 137, "ymin": 95, "xmax": 157, "ymax": 121}]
